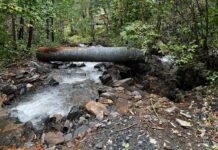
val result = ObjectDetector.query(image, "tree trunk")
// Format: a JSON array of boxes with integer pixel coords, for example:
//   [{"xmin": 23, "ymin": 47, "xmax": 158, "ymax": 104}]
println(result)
[
  {"xmin": 18, "ymin": 17, "xmax": 24, "ymax": 39},
  {"xmin": 51, "ymin": 0, "xmax": 55, "ymax": 42},
  {"xmin": 27, "ymin": 20, "xmax": 33, "ymax": 49},
  {"xmin": 46, "ymin": 19, "xmax": 50, "ymax": 40},
  {"xmin": 190, "ymin": 2, "xmax": 199, "ymax": 43},
  {"xmin": 195, "ymin": 0, "xmax": 204, "ymax": 40},
  {"xmin": 51, "ymin": 17, "xmax": 54, "ymax": 42},
  {"xmin": 11, "ymin": 15, "xmax": 16, "ymax": 44},
  {"xmin": 102, "ymin": 7, "xmax": 109, "ymax": 32},
  {"xmin": 156, "ymin": 0, "xmax": 162, "ymax": 32},
  {"xmin": 89, "ymin": 0, "xmax": 95, "ymax": 41},
  {"xmin": 204, "ymin": 0, "xmax": 209, "ymax": 51}
]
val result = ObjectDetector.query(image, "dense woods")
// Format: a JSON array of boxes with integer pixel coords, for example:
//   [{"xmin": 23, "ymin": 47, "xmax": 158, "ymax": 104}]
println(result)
[{"xmin": 0, "ymin": 0, "xmax": 218, "ymax": 81}]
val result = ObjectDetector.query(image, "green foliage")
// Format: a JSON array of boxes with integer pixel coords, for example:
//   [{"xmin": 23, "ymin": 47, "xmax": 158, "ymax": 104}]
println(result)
[
  {"xmin": 206, "ymin": 71, "xmax": 218, "ymax": 84},
  {"xmin": 158, "ymin": 41, "xmax": 198, "ymax": 65},
  {"xmin": 0, "ymin": 43, "xmax": 33, "ymax": 64},
  {"xmin": 68, "ymin": 35, "xmax": 91, "ymax": 45},
  {"xmin": 120, "ymin": 21, "xmax": 159, "ymax": 53},
  {"xmin": 0, "ymin": 0, "xmax": 217, "ymax": 82}
]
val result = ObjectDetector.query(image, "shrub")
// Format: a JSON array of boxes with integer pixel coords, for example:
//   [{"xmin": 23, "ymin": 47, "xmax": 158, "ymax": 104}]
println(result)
[{"xmin": 120, "ymin": 21, "xmax": 159, "ymax": 53}]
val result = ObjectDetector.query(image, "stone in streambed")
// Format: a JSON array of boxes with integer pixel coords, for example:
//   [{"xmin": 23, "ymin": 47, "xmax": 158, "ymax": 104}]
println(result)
[
  {"xmin": 24, "ymin": 74, "xmax": 40, "ymax": 82},
  {"xmin": 67, "ymin": 106, "xmax": 82, "ymax": 121},
  {"xmin": 113, "ymin": 78, "xmax": 133, "ymax": 87},
  {"xmin": 100, "ymin": 74, "xmax": 112, "ymax": 84},
  {"xmin": 47, "ymin": 77, "xmax": 59, "ymax": 86},
  {"xmin": 100, "ymin": 92, "xmax": 116, "ymax": 101},
  {"xmin": 26, "ymin": 83, "xmax": 33, "ymax": 91},
  {"xmin": 43, "ymin": 132, "xmax": 64, "ymax": 145},
  {"xmin": 52, "ymin": 114, "xmax": 63, "ymax": 123},
  {"xmin": 85, "ymin": 101, "xmax": 109, "ymax": 121},
  {"xmin": 1, "ymin": 84, "xmax": 17, "ymax": 95}
]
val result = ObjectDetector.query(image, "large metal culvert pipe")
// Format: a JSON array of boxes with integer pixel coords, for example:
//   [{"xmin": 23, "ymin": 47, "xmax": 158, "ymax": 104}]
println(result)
[{"xmin": 36, "ymin": 47, "xmax": 146, "ymax": 63}]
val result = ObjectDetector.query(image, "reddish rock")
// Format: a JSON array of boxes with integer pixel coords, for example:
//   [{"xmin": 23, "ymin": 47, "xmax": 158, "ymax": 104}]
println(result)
[
  {"xmin": 115, "ymin": 98, "xmax": 130, "ymax": 115},
  {"xmin": 85, "ymin": 101, "xmax": 109, "ymax": 120}
]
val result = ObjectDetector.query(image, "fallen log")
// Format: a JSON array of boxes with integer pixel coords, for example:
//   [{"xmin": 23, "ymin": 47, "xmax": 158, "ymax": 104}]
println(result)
[{"xmin": 36, "ymin": 47, "xmax": 145, "ymax": 62}]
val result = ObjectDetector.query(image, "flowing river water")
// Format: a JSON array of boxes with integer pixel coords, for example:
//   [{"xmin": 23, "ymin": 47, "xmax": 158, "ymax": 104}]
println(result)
[
  {"xmin": 10, "ymin": 62, "xmax": 103, "ymax": 126},
  {"xmin": 4, "ymin": 56, "xmax": 174, "ymax": 127}
]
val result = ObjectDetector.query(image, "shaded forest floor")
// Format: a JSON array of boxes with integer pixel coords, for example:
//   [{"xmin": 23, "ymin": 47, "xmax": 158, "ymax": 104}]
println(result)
[{"xmin": 0, "ymin": 50, "xmax": 217, "ymax": 150}]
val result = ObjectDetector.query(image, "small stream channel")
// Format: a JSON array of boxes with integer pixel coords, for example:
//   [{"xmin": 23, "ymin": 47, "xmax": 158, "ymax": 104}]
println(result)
[{"xmin": 10, "ymin": 62, "xmax": 103, "ymax": 126}]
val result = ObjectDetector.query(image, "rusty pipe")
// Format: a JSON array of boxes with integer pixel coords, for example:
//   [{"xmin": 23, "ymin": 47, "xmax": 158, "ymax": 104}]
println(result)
[{"xmin": 36, "ymin": 47, "xmax": 145, "ymax": 62}]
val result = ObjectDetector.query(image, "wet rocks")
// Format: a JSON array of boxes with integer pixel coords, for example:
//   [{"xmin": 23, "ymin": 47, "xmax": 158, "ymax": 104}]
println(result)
[
  {"xmin": 44, "ymin": 115, "xmax": 63, "ymax": 131},
  {"xmin": 47, "ymin": 77, "xmax": 59, "ymax": 86},
  {"xmin": 51, "ymin": 62, "xmax": 86, "ymax": 69},
  {"xmin": 26, "ymin": 83, "xmax": 33, "ymax": 91},
  {"xmin": 43, "ymin": 132, "xmax": 64, "ymax": 145},
  {"xmin": 63, "ymin": 120, "xmax": 71, "ymax": 133},
  {"xmin": 100, "ymin": 74, "xmax": 112, "ymax": 84},
  {"xmin": 67, "ymin": 106, "xmax": 82, "ymax": 121},
  {"xmin": 85, "ymin": 101, "xmax": 109, "ymax": 120},
  {"xmin": 94, "ymin": 62, "xmax": 113, "ymax": 71},
  {"xmin": 24, "ymin": 74, "xmax": 40, "ymax": 83},
  {"xmin": 1, "ymin": 84, "xmax": 17, "ymax": 95},
  {"xmin": 113, "ymin": 78, "xmax": 133, "ymax": 87},
  {"xmin": 52, "ymin": 114, "xmax": 63, "ymax": 123}
]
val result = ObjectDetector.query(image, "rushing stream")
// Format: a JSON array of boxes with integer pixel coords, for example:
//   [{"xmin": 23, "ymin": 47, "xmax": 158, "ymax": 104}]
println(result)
[{"xmin": 10, "ymin": 62, "xmax": 103, "ymax": 126}]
